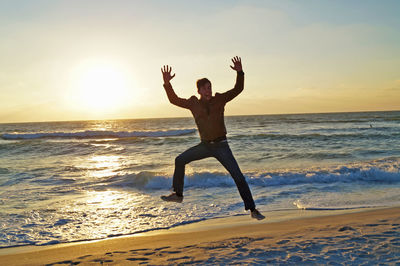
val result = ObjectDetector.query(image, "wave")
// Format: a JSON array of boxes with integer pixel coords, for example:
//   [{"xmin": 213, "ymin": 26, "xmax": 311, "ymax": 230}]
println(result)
[
  {"xmin": 88, "ymin": 160, "xmax": 400, "ymax": 191},
  {"xmin": 1, "ymin": 129, "xmax": 197, "ymax": 140},
  {"xmin": 309, "ymin": 126, "xmax": 398, "ymax": 132},
  {"xmin": 251, "ymin": 111, "xmax": 400, "ymax": 124},
  {"xmin": 292, "ymin": 205, "xmax": 378, "ymax": 211},
  {"xmin": 230, "ymin": 131, "xmax": 398, "ymax": 141},
  {"xmin": 8, "ymin": 129, "xmax": 396, "ymax": 142}
]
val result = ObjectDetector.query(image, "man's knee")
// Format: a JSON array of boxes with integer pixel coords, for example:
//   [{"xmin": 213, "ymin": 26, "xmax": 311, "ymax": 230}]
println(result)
[{"xmin": 175, "ymin": 155, "xmax": 186, "ymax": 166}]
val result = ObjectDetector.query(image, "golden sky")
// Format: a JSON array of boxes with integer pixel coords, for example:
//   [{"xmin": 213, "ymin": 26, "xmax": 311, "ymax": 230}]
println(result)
[{"xmin": 1, "ymin": 1, "xmax": 399, "ymax": 123}]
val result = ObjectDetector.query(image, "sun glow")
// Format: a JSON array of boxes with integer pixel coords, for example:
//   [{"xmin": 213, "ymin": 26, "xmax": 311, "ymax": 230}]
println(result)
[{"xmin": 68, "ymin": 60, "xmax": 134, "ymax": 114}]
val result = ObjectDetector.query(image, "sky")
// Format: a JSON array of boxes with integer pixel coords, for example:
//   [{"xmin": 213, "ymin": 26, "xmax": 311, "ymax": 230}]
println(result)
[{"xmin": 0, "ymin": 0, "xmax": 399, "ymax": 123}]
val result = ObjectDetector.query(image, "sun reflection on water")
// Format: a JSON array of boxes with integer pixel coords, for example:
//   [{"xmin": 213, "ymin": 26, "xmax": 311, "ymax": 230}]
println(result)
[
  {"xmin": 71, "ymin": 190, "xmax": 156, "ymax": 239},
  {"xmin": 80, "ymin": 190, "xmax": 135, "ymax": 238},
  {"xmin": 85, "ymin": 155, "xmax": 122, "ymax": 178},
  {"xmin": 86, "ymin": 190, "xmax": 123, "ymax": 207}
]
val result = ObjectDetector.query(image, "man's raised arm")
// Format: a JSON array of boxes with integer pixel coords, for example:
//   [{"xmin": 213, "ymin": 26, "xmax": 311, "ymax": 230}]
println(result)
[
  {"xmin": 161, "ymin": 65, "xmax": 191, "ymax": 109},
  {"xmin": 219, "ymin": 56, "xmax": 245, "ymax": 103}
]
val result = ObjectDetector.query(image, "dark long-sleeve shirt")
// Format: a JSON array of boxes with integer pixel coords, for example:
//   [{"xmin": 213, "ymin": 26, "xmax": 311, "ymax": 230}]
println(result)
[{"xmin": 163, "ymin": 71, "xmax": 244, "ymax": 141}]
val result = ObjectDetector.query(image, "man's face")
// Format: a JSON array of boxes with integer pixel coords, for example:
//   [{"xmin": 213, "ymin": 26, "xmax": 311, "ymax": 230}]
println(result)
[{"xmin": 198, "ymin": 82, "xmax": 212, "ymax": 101}]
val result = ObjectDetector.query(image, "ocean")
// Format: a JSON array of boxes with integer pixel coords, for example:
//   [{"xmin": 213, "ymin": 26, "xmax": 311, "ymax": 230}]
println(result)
[{"xmin": 0, "ymin": 111, "xmax": 399, "ymax": 248}]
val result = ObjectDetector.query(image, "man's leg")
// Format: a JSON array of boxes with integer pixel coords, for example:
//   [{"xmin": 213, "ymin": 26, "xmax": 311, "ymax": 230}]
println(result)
[
  {"xmin": 213, "ymin": 142, "xmax": 256, "ymax": 211},
  {"xmin": 173, "ymin": 142, "xmax": 212, "ymax": 196}
]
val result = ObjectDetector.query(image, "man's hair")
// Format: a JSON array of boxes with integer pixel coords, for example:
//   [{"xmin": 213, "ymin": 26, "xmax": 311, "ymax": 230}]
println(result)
[{"xmin": 196, "ymin": 78, "xmax": 211, "ymax": 91}]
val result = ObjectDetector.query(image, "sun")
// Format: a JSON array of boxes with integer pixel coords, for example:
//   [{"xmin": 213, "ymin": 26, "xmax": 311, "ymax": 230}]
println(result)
[
  {"xmin": 68, "ymin": 60, "xmax": 132, "ymax": 114},
  {"xmin": 79, "ymin": 66, "xmax": 127, "ymax": 110}
]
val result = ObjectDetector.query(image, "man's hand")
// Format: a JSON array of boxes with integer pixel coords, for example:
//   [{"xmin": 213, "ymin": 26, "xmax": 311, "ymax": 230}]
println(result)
[
  {"xmin": 230, "ymin": 56, "xmax": 243, "ymax": 72},
  {"xmin": 161, "ymin": 65, "xmax": 176, "ymax": 84}
]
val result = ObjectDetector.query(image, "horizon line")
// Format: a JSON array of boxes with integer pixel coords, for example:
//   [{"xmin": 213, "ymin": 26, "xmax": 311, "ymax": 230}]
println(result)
[{"xmin": 0, "ymin": 109, "xmax": 399, "ymax": 125}]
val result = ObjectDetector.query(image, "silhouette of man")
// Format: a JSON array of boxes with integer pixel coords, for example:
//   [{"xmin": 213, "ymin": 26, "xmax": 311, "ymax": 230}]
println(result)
[{"xmin": 161, "ymin": 57, "xmax": 264, "ymax": 220}]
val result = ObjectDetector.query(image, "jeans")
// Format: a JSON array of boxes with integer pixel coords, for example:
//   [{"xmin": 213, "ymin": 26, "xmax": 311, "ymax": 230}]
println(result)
[{"xmin": 173, "ymin": 140, "xmax": 256, "ymax": 210}]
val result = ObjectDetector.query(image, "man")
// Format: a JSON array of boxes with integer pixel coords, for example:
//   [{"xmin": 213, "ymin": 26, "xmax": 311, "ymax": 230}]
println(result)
[{"xmin": 161, "ymin": 56, "xmax": 265, "ymax": 220}]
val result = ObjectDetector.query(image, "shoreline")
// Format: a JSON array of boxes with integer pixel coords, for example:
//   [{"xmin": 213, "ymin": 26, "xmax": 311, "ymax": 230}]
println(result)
[
  {"xmin": 0, "ymin": 206, "xmax": 383, "ymax": 254},
  {"xmin": 1, "ymin": 206, "xmax": 399, "ymax": 265}
]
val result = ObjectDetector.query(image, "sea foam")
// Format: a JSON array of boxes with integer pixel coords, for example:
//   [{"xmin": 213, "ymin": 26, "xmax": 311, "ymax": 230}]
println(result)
[
  {"xmin": 1, "ymin": 129, "xmax": 196, "ymax": 140},
  {"xmin": 95, "ymin": 161, "xmax": 400, "ymax": 191}
]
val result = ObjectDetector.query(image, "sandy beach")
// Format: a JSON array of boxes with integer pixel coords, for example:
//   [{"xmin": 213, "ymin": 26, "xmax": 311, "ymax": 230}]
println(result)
[{"xmin": 1, "ymin": 206, "xmax": 399, "ymax": 265}]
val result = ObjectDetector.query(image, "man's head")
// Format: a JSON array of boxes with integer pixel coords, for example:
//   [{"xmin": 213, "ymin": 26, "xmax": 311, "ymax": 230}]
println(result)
[{"xmin": 197, "ymin": 78, "xmax": 212, "ymax": 101}]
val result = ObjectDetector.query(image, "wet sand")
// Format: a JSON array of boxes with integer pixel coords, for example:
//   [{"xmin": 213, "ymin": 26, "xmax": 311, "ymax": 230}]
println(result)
[{"xmin": 1, "ymin": 207, "xmax": 399, "ymax": 265}]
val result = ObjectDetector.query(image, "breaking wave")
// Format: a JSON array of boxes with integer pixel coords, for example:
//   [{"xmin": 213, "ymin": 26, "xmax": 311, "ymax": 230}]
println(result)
[
  {"xmin": 1, "ymin": 129, "xmax": 196, "ymax": 140},
  {"xmin": 87, "ymin": 160, "xmax": 400, "ymax": 191}
]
